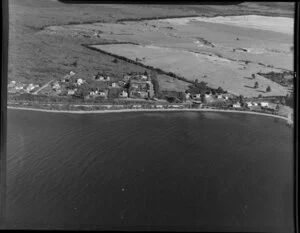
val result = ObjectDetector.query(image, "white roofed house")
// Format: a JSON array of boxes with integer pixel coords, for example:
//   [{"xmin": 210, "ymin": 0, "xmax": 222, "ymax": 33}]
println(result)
[
  {"xmin": 185, "ymin": 92, "xmax": 191, "ymax": 100},
  {"xmin": 217, "ymin": 94, "xmax": 223, "ymax": 99},
  {"xmin": 76, "ymin": 78, "xmax": 84, "ymax": 86},
  {"xmin": 25, "ymin": 84, "xmax": 37, "ymax": 93},
  {"xmin": 111, "ymin": 82, "xmax": 118, "ymax": 88},
  {"xmin": 67, "ymin": 89, "xmax": 76, "ymax": 95},
  {"xmin": 245, "ymin": 102, "xmax": 253, "ymax": 107},
  {"xmin": 232, "ymin": 102, "xmax": 241, "ymax": 108},
  {"xmin": 8, "ymin": 81, "xmax": 16, "ymax": 88},
  {"xmin": 15, "ymin": 83, "xmax": 24, "ymax": 90},
  {"xmin": 260, "ymin": 102, "xmax": 269, "ymax": 107}
]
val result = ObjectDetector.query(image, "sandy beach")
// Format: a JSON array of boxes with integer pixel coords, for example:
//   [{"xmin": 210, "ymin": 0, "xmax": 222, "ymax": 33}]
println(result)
[{"xmin": 7, "ymin": 106, "xmax": 292, "ymax": 123}]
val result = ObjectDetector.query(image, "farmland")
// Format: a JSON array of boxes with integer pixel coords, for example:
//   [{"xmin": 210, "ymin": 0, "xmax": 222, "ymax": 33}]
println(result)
[{"xmin": 9, "ymin": 1, "xmax": 294, "ymax": 91}]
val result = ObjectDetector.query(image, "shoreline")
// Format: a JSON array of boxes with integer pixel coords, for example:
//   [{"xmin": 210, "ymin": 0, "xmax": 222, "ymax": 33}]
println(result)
[{"xmin": 7, "ymin": 106, "xmax": 293, "ymax": 123}]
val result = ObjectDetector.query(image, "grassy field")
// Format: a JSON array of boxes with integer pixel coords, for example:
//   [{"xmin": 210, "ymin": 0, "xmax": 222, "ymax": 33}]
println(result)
[{"xmin": 8, "ymin": 0, "xmax": 294, "ymax": 92}]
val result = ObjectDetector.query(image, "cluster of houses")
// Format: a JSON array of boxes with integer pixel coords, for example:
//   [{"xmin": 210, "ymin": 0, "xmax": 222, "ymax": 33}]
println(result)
[
  {"xmin": 8, "ymin": 81, "xmax": 40, "ymax": 94},
  {"xmin": 231, "ymin": 100, "xmax": 278, "ymax": 111},
  {"xmin": 186, "ymin": 91, "xmax": 232, "ymax": 103},
  {"xmin": 46, "ymin": 71, "xmax": 155, "ymax": 100},
  {"xmin": 128, "ymin": 74, "xmax": 154, "ymax": 99}
]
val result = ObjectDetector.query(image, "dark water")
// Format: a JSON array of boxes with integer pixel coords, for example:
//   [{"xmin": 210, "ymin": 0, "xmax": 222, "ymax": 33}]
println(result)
[{"xmin": 5, "ymin": 110, "xmax": 294, "ymax": 231}]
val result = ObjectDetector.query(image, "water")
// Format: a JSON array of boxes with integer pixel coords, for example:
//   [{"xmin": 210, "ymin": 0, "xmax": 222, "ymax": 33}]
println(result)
[{"xmin": 5, "ymin": 109, "xmax": 294, "ymax": 231}]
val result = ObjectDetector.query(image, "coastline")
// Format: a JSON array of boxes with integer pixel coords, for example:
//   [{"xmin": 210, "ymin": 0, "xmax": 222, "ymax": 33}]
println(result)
[{"xmin": 7, "ymin": 106, "xmax": 293, "ymax": 123}]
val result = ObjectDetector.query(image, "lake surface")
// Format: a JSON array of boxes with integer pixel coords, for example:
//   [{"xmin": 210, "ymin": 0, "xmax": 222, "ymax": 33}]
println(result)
[{"xmin": 5, "ymin": 109, "xmax": 294, "ymax": 231}]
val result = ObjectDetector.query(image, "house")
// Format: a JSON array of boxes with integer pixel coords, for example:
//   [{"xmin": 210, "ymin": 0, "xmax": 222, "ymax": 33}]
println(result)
[
  {"xmin": 260, "ymin": 102, "xmax": 269, "ymax": 107},
  {"xmin": 217, "ymin": 94, "xmax": 223, "ymax": 99},
  {"xmin": 95, "ymin": 75, "xmax": 105, "ymax": 81},
  {"xmin": 89, "ymin": 91, "xmax": 96, "ymax": 96},
  {"xmin": 95, "ymin": 72, "xmax": 110, "ymax": 81},
  {"xmin": 123, "ymin": 75, "xmax": 131, "ymax": 81},
  {"xmin": 52, "ymin": 82, "xmax": 60, "ymax": 90},
  {"xmin": 132, "ymin": 105, "xmax": 142, "ymax": 108},
  {"xmin": 232, "ymin": 102, "xmax": 241, "ymax": 108},
  {"xmin": 98, "ymin": 90, "xmax": 107, "ymax": 97},
  {"xmin": 140, "ymin": 75, "xmax": 148, "ymax": 81},
  {"xmin": 111, "ymin": 82, "xmax": 118, "ymax": 88},
  {"xmin": 185, "ymin": 93, "xmax": 191, "ymax": 100},
  {"xmin": 67, "ymin": 90, "xmax": 75, "ymax": 95},
  {"xmin": 15, "ymin": 84, "xmax": 24, "ymax": 90},
  {"xmin": 204, "ymin": 93, "xmax": 211, "ymax": 99},
  {"xmin": 70, "ymin": 71, "xmax": 76, "ymax": 76},
  {"xmin": 118, "ymin": 81, "xmax": 126, "ymax": 87},
  {"xmin": 76, "ymin": 79, "xmax": 84, "ymax": 86},
  {"xmin": 252, "ymin": 102, "xmax": 258, "ymax": 106},
  {"xmin": 156, "ymin": 105, "xmax": 163, "ymax": 108},
  {"xmin": 245, "ymin": 102, "xmax": 253, "ymax": 107},
  {"xmin": 192, "ymin": 93, "xmax": 201, "ymax": 100},
  {"xmin": 119, "ymin": 90, "xmax": 128, "ymax": 98},
  {"xmin": 8, "ymin": 81, "xmax": 16, "ymax": 88}
]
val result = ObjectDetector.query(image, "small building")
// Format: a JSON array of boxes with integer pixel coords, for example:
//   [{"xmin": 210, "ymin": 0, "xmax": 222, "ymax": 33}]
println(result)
[
  {"xmin": 119, "ymin": 90, "xmax": 128, "ymax": 98},
  {"xmin": 156, "ymin": 105, "xmax": 163, "ymax": 109},
  {"xmin": 70, "ymin": 71, "xmax": 76, "ymax": 76},
  {"xmin": 252, "ymin": 102, "xmax": 259, "ymax": 106}
]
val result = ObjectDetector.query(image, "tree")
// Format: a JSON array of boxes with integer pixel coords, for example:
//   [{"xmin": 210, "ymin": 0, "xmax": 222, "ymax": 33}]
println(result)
[
  {"xmin": 254, "ymin": 81, "xmax": 259, "ymax": 89},
  {"xmin": 217, "ymin": 86, "xmax": 224, "ymax": 93},
  {"xmin": 266, "ymin": 86, "xmax": 271, "ymax": 92},
  {"xmin": 251, "ymin": 73, "xmax": 255, "ymax": 79},
  {"xmin": 71, "ymin": 60, "xmax": 78, "ymax": 67},
  {"xmin": 239, "ymin": 95, "xmax": 244, "ymax": 103},
  {"xmin": 194, "ymin": 79, "xmax": 199, "ymax": 84},
  {"xmin": 144, "ymin": 70, "xmax": 148, "ymax": 76}
]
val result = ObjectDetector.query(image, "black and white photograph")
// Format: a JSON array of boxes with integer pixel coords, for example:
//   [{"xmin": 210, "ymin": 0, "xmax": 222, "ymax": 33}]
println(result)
[{"xmin": 1, "ymin": 0, "xmax": 297, "ymax": 232}]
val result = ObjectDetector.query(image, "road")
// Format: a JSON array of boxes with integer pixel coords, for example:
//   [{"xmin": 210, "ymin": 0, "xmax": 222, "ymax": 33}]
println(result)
[{"xmin": 32, "ymin": 80, "xmax": 54, "ymax": 95}]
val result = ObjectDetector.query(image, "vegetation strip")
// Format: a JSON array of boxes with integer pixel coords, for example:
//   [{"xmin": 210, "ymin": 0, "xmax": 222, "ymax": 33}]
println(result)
[{"xmin": 82, "ymin": 44, "xmax": 194, "ymax": 84}]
